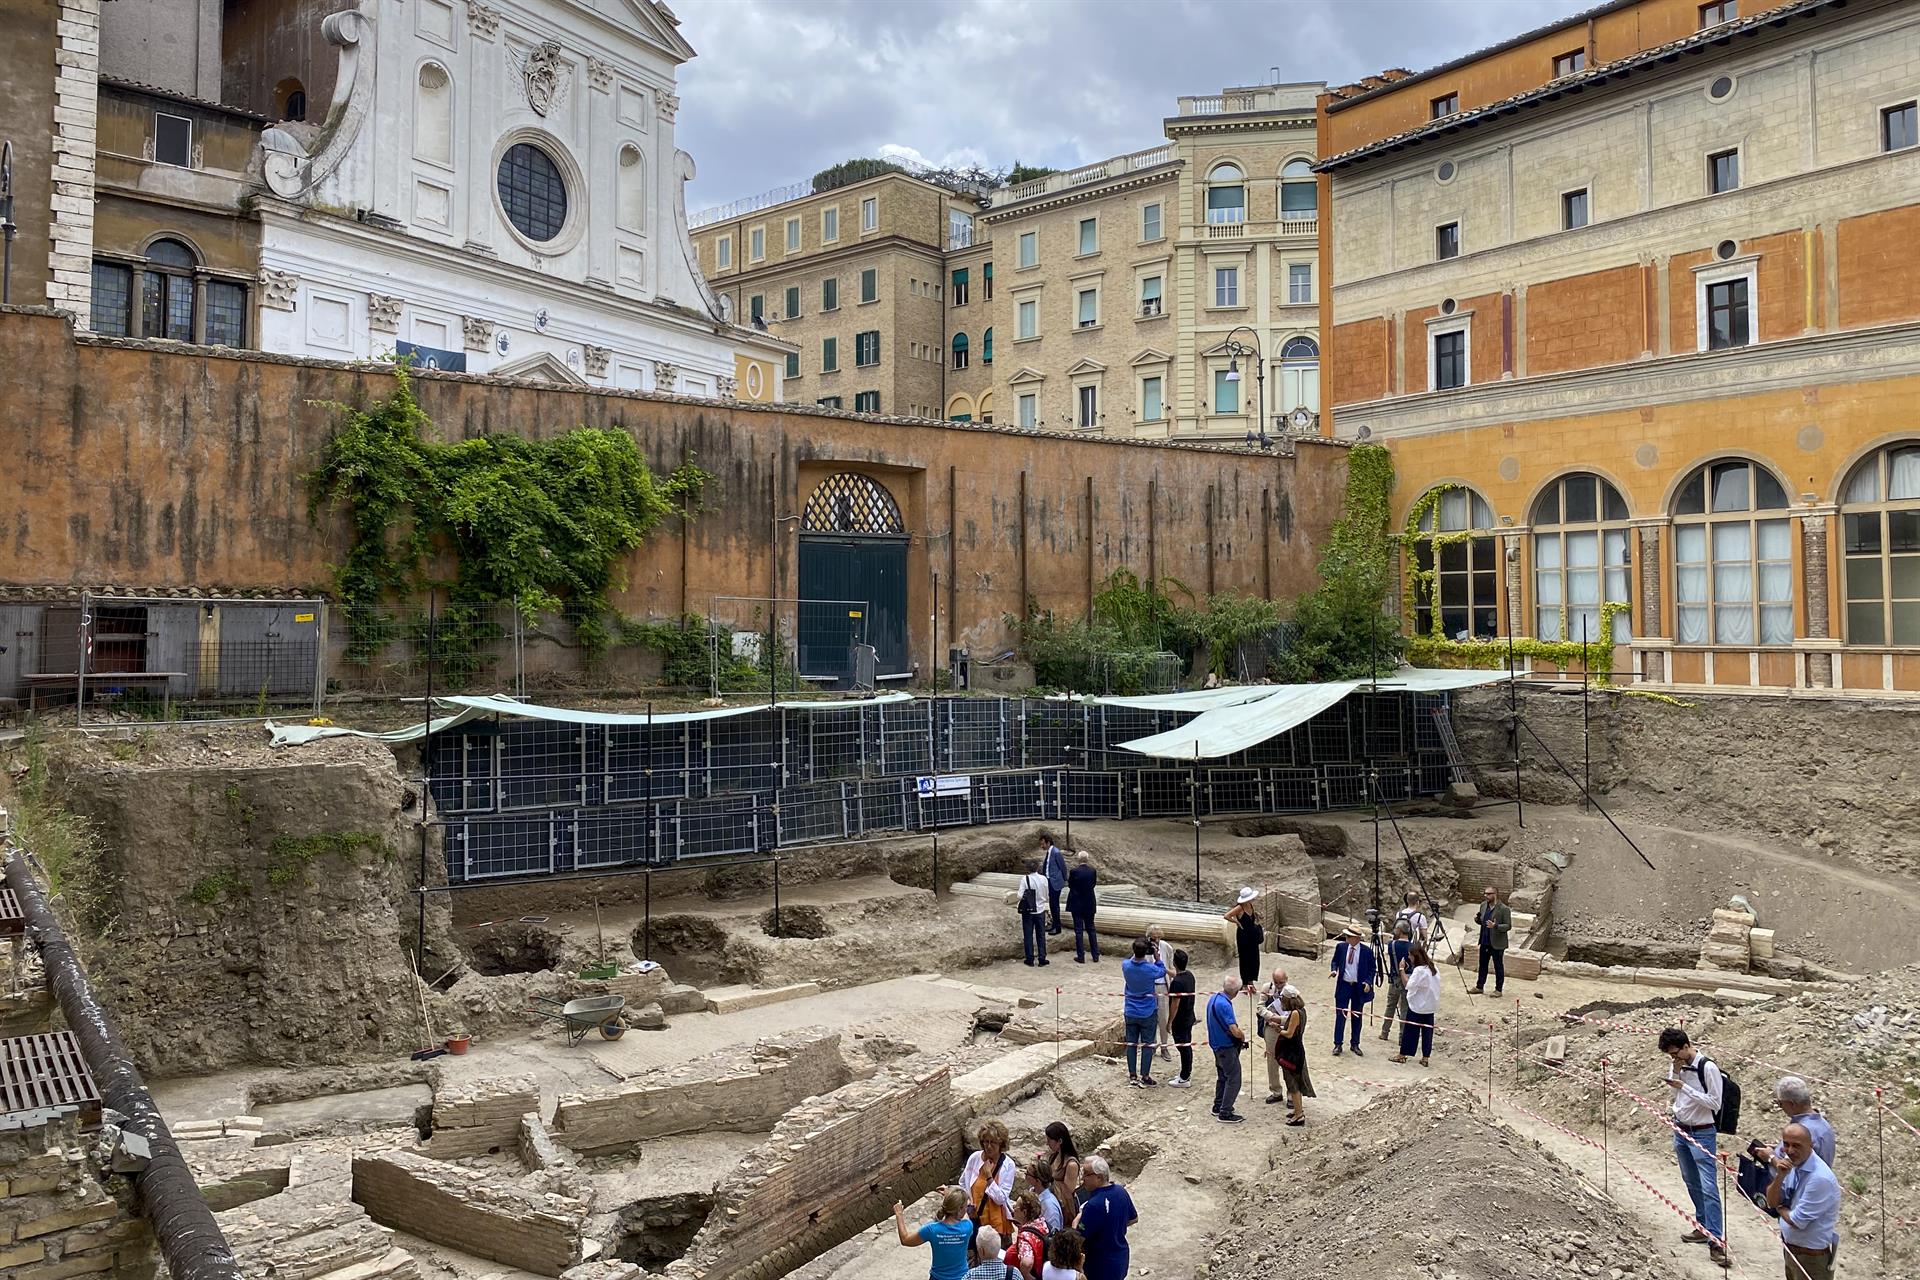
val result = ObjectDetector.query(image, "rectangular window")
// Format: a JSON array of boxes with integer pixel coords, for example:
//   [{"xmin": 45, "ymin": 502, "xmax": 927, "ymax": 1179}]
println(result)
[
  {"xmin": 952, "ymin": 268, "xmax": 969, "ymax": 306},
  {"xmin": 1699, "ymin": 1, "xmax": 1736, "ymax": 28},
  {"xmin": 1017, "ymin": 394, "xmax": 1037, "ymax": 428},
  {"xmin": 1018, "ymin": 231, "xmax": 1037, "ymax": 269},
  {"xmin": 1562, "ymin": 188, "xmax": 1590, "ymax": 230},
  {"xmin": 1212, "ymin": 368, "xmax": 1240, "ymax": 414},
  {"xmin": 1142, "ymin": 203, "xmax": 1162, "ymax": 241},
  {"xmin": 1431, "ymin": 92, "xmax": 1458, "ymax": 119},
  {"xmin": 861, "ymin": 197, "xmax": 877, "ymax": 231},
  {"xmin": 716, "ymin": 236, "xmax": 732, "ymax": 269},
  {"xmin": 1553, "ymin": 49, "xmax": 1586, "ymax": 77},
  {"xmin": 1141, "ymin": 375, "xmax": 1163, "ymax": 422},
  {"xmin": 1214, "ymin": 266, "xmax": 1239, "ymax": 307},
  {"xmin": 952, "ymin": 336, "xmax": 968, "ymax": 370},
  {"xmin": 817, "ymin": 396, "xmax": 843, "ymax": 409},
  {"xmin": 1288, "ymin": 262, "xmax": 1312, "ymax": 304},
  {"xmin": 785, "ymin": 351, "xmax": 800, "ymax": 378},
  {"xmin": 1433, "ymin": 330, "xmax": 1467, "ymax": 389},
  {"xmin": 1708, "ymin": 148, "xmax": 1739, "ymax": 194},
  {"xmin": 822, "ymin": 277, "xmax": 838, "ymax": 310},
  {"xmin": 1705, "ymin": 277, "xmax": 1751, "ymax": 350},
  {"xmin": 1883, "ymin": 101, "xmax": 1918, "ymax": 153},
  {"xmin": 984, "ymin": 262, "xmax": 993, "ymax": 300},
  {"xmin": 855, "ymin": 390, "xmax": 880, "ymax": 413},
  {"xmin": 1077, "ymin": 384, "xmax": 1098, "ymax": 429},
  {"xmin": 786, "ymin": 217, "xmax": 801, "ymax": 251},
  {"xmin": 154, "ymin": 112, "xmax": 193, "ymax": 167},
  {"xmin": 89, "ymin": 261, "xmax": 133, "ymax": 336},
  {"xmin": 1435, "ymin": 222, "xmax": 1460, "ymax": 260},
  {"xmin": 948, "ymin": 209, "xmax": 974, "ymax": 250},
  {"xmin": 855, "ymin": 330, "xmax": 881, "ymax": 366},
  {"xmin": 822, "ymin": 207, "xmax": 839, "ymax": 242},
  {"xmin": 1078, "ymin": 217, "xmax": 1097, "ymax": 255},
  {"xmin": 749, "ymin": 294, "xmax": 765, "ymax": 323},
  {"xmin": 1140, "ymin": 275, "xmax": 1163, "ymax": 316},
  {"xmin": 1077, "ymin": 288, "xmax": 1098, "ymax": 327},
  {"xmin": 749, "ymin": 227, "xmax": 765, "ymax": 261},
  {"xmin": 821, "ymin": 337, "xmax": 838, "ymax": 372},
  {"xmin": 142, "ymin": 270, "xmax": 193, "ymax": 340},
  {"xmin": 860, "ymin": 268, "xmax": 878, "ymax": 303},
  {"xmin": 784, "ymin": 285, "xmax": 801, "ymax": 318},
  {"xmin": 1017, "ymin": 298, "xmax": 1037, "ymax": 340}
]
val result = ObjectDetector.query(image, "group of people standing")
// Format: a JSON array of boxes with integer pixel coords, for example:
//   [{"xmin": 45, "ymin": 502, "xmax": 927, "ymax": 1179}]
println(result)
[
  {"xmin": 894, "ymin": 1120, "xmax": 1135, "ymax": 1280},
  {"xmin": 1017, "ymin": 837, "xmax": 1102, "ymax": 967}
]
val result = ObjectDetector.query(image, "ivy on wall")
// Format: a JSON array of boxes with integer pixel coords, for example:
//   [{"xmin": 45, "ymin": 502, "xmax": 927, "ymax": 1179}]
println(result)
[
  {"xmin": 307, "ymin": 362, "xmax": 710, "ymax": 666},
  {"xmin": 1273, "ymin": 442, "xmax": 1402, "ymax": 681}
]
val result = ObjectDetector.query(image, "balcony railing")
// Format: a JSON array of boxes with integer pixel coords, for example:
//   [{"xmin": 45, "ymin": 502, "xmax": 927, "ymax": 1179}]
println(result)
[
  {"xmin": 1174, "ymin": 85, "xmax": 1320, "ymax": 117},
  {"xmin": 995, "ymin": 144, "xmax": 1179, "ymax": 206}
]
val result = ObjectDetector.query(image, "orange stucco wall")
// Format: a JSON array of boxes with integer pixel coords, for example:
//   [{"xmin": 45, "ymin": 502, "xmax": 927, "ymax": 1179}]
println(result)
[{"xmin": 1525, "ymin": 265, "xmax": 1647, "ymax": 375}]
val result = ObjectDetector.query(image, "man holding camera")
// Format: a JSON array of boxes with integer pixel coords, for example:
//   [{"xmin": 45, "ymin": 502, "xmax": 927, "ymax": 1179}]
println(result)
[{"xmin": 1764, "ymin": 1122, "xmax": 1840, "ymax": 1280}]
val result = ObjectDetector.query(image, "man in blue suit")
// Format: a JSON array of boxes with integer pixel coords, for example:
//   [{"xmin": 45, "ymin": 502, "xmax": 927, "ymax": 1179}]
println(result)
[
  {"xmin": 1041, "ymin": 835, "xmax": 1070, "ymax": 934},
  {"xmin": 1328, "ymin": 924, "xmax": 1376, "ymax": 1056}
]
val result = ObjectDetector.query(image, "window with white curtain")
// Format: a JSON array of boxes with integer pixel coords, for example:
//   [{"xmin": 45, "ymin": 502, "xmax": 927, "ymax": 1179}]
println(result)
[
  {"xmin": 1412, "ymin": 487, "xmax": 1500, "ymax": 640},
  {"xmin": 1839, "ymin": 442, "xmax": 1920, "ymax": 645},
  {"xmin": 1531, "ymin": 473, "xmax": 1632, "ymax": 643},
  {"xmin": 1672, "ymin": 459, "xmax": 1793, "ymax": 645}
]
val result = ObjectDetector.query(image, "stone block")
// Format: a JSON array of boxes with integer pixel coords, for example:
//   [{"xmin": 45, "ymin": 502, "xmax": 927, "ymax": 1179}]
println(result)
[
  {"xmin": 657, "ymin": 983, "xmax": 708, "ymax": 1015},
  {"xmin": 1271, "ymin": 925, "xmax": 1323, "ymax": 957},
  {"xmin": 703, "ymin": 982, "xmax": 822, "ymax": 1015},
  {"xmin": 1748, "ymin": 928, "xmax": 1776, "ymax": 960},
  {"xmin": 427, "ymin": 1074, "xmax": 538, "ymax": 1158},
  {"xmin": 16, "ymin": 1201, "xmax": 118, "ymax": 1239},
  {"xmin": 0, "ymin": 1241, "xmax": 48, "ymax": 1269},
  {"xmin": 562, "ymin": 1264, "xmax": 645, "ymax": 1280},
  {"xmin": 1457, "ymin": 945, "xmax": 1543, "ymax": 981},
  {"xmin": 951, "ymin": 1040, "xmax": 1096, "ymax": 1115},
  {"xmin": 12, "ymin": 1251, "xmax": 114, "ymax": 1280}
]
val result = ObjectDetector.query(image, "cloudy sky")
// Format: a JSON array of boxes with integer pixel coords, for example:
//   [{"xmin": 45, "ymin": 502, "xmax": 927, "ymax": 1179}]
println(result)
[{"xmin": 674, "ymin": 0, "xmax": 1596, "ymax": 214}]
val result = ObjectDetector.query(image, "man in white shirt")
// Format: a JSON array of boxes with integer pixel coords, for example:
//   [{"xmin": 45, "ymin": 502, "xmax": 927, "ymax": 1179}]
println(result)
[
  {"xmin": 1018, "ymin": 860, "xmax": 1051, "ymax": 967},
  {"xmin": 1765, "ymin": 1121, "xmax": 1840, "ymax": 1280},
  {"xmin": 1660, "ymin": 1027, "xmax": 1729, "ymax": 1268},
  {"xmin": 1147, "ymin": 924, "xmax": 1175, "ymax": 1063}
]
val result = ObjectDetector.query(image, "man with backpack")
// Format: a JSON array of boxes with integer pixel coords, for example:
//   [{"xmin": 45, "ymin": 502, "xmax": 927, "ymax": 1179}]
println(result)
[
  {"xmin": 1659, "ymin": 1026, "xmax": 1737, "ymax": 1269},
  {"xmin": 1017, "ymin": 859, "xmax": 1051, "ymax": 967}
]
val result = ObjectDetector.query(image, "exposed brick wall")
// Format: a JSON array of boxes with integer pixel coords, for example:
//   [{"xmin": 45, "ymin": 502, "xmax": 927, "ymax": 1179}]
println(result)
[
  {"xmin": 425, "ymin": 1073, "xmax": 537, "ymax": 1159},
  {"xmin": 0, "ymin": 1115, "xmax": 155, "ymax": 1280},
  {"xmin": 352, "ymin": 1150, "xmax": 585, "ymax": 1277},
  {"xmin": 551, "ymin": 1029, "xmax": 848, "ymax": 1154},
  {"xmin": 674, "ymin": 1066, "xmax": 961, "ymax": 1280}
]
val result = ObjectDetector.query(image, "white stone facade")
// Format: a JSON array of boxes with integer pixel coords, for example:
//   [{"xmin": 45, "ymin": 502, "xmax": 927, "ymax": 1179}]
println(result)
[
  {"xmin": 250, "ymin": 0, "xmax": 786, "ymax": 394},
  {"xmin": 46, "ymin": 0, "xmax": 103, "ymax": 326}
]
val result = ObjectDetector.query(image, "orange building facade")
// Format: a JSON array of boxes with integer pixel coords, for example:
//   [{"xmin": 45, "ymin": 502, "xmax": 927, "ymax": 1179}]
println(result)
[{"xmin": 1315, "ymin": 0, "xmax": 1920, "ymax": 694}]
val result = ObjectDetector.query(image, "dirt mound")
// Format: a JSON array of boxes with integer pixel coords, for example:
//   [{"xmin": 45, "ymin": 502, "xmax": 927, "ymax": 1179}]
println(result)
[{"xmin": 1205, "ymin": 1079, "xmax": 1668, "ymax": 1280}]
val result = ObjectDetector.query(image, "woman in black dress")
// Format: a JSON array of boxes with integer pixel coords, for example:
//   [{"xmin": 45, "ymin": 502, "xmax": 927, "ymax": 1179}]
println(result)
[
  {"xmin": 1273, "ymin": 989, "xmax": 1315, "ymax": 1126},
  {"xmin": 1166, "ymin": 948, "xmax": 1197, "ymax": 1087},
  {"xmin": 1230, "ymin": 903, "xmax": 1264, "ymax": 988}
]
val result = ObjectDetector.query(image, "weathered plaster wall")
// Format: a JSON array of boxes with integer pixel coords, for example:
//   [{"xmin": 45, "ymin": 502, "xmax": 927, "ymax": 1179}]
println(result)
[{"xmin": 0, "ymin": 308, "xmax": 1348, "ymax": 663}]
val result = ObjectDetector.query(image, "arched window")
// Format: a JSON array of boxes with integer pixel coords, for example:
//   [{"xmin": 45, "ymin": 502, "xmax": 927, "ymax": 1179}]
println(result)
[
  {"xmin": 273, "ymin": 77, "xmax": 306, "ymax": 122},
  {"xmin": 1531, "ymin": 474, "xmax": 1631, "ymax": 642},
  {"xmin": 1411, "ymin": 486, "xmax": 1499, "ymax": 641},
  {"xmin": 1278, "ymin": 335, "xmax": 1319, "ymax": 413},
  {"xmin": 1839, "ymin": 442, "xmax": 1920, "ymax": 645},
  {"xmin": 1205, "ymin": 162, "xmax": 1245, "ymax": 225},
  {"xmin": 1672, "ymin": 459, "xmax": 1793, "ymax": 645},
  {"xmin": 414, "ymin": 63, "xmax": 453, "ymax": 167},
  {"xmin": 616, "ymin": 144, "xmax": 645, "ymax": 233},
  {"xmin": 978, "ymin": 390, "xmax": 994, "ymax": 424},
  {"xmin": 951, "ymin": 331, "xmax": 969, "ymax": 371},
  {"xmin": 1280, "ymin": 158, "xmax": 1316, "ymax": 217},
  {"xmin": 946, "ymin": 394, "xmax": 974, "ymax": 423},
  {"xmin": 982, "ymin": 327, "xmax": 993, "ymax": 364},
  {"xmin": 801, "ymin": 473, "xmax": 905, "ymax": 535},
  {"xmin": 142, "ymin": 237, "xmax": 198, "ymax": 341}
]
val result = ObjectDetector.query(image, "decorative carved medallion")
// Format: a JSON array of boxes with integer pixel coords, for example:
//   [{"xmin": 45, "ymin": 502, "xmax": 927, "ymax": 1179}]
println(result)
[
  {"xmin": 716, "ymin": 375, "xmax": 738, "ymax": 400},
  {"xmin": 652, "ymin": 360, "xmax": 679, "ymax": 391},
  {"xmin": 367, "ymin": 293, "xmax": 404, "ymax": 334},
  {"xmin": 584, "ymin": 345, "xmax": 611, "ymax": 377},
  {"xmin": 258, "ymin": 268, "xmax": 300, "ymax": 311},
  {"xmin": 586, "ymin": 58, "xmax": 614, "ymax": 92},
  {"xmin": 513, "ymin": 41, "xmax": 570, "ymax": 117}
]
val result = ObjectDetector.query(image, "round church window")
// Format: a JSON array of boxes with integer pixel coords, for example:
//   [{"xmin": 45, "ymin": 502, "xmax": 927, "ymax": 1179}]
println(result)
[{"xmin": 497, "ymin": 142, "xmax": 569, "ymax": 242}]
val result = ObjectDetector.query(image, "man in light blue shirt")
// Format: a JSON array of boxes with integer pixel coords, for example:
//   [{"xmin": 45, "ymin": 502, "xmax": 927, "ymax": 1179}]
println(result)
[
  {"xmin": 1772, "ymin": 1076, "xmax": 1836, "ymax": 1168},
  {"xmin": 1765, "ymin": 1122, "xmax": 1840, "ymax": 1280}
]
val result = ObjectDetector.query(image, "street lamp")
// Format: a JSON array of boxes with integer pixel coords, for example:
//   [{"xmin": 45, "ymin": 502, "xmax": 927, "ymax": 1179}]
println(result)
[{"xmin": 1221, "ymin": 325, "xmax": 1268, "ymax": 450}]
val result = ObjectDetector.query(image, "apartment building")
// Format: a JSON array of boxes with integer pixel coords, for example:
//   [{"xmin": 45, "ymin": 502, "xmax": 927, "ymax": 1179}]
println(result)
[
  {"xmin": 693, "ymin": 172, "xmax": 985, "ymax": 418},
  {"xmin": 1316, "ymin": 0, "xmax": 1920, "ymax": 694}
]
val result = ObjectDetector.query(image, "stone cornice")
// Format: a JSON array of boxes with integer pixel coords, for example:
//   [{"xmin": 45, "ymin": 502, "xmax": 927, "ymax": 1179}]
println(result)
[
  {"xmin": 983, "ymin": 165, "xmax": 1180, "ymax": 223},
  {"xmin": 1336, "ymin": 322, "xmax": 1920, "ymax": 440}
]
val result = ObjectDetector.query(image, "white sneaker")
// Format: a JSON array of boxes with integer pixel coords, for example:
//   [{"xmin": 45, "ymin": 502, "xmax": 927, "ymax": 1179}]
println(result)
[{"xmin": 1166, "ymin": 1076, "xmax": 1191, "ymax": 1088}]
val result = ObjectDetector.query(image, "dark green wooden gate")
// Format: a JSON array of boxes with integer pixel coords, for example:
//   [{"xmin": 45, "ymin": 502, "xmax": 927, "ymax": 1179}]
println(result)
[{"xmin": 797, "ymin": 474, "xmax": 911, "ymax": 685}]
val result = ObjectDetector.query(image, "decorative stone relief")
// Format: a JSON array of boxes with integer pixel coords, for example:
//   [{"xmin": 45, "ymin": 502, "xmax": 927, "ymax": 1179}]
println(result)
[
  {"xmin": 466, "ymin": 1, "xmax": 500, "ymax": 37},
  {"xmin": 367, "ymin": 293, "xmax": 404, "ymax": 334},
  {"xmin": 586, "ymin": 58, "xmax": 614, "ymax": 92},
  {"xmin": 656, "ymin": 89, "xmax": 679, "ymax": 123},
  {"xmin": 583, "ymin": 346, "xmax": 611, "ymax": 377},
  {"xmin": 258, "ymin": 268, "xmax": 300, "ymax": 311},
  {"xmin": 716, "ymin": 375, "xmax": 738, "ymax": 399},
  {"xmin": 511, "ymin": 41, "xmax": 571, "ymax": 116},
  {"xmin": 462, "ymin": 315, "xmax": 496, "ymax": 351},
  {"xmin": 652, "ymin": 360, "xmax": 679, "ymax": 391}
]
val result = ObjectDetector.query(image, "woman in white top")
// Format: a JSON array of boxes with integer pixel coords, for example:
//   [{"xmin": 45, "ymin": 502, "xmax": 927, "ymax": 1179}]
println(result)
[
  {"xmin": 1041, "ymin": 1228, "xmax": 1086, "ymax": 1280},
  {"xmin": 959, "ymin": 1118, "xmax": 1018, "ymax": 1240},
  {"xmin": 1390, "ymin": 944, "xmax": 1442, "ymax": 1067}
]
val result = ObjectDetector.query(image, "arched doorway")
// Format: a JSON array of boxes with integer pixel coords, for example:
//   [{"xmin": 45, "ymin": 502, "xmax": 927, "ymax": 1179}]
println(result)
[{"xmin": 797, "ymin": 473, "xmax": 910, "ymax": 685}]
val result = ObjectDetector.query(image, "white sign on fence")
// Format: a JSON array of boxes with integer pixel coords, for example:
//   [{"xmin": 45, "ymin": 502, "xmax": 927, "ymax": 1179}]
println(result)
[{"xmin": 915, "ymin": 774, "xmax": 971, "ymax": 798}]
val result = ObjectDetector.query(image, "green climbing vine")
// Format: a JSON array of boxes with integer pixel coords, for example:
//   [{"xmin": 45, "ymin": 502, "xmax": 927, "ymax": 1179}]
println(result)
[
  {"xmin": 307, "ymin": 361, "xmax": 710, "ymax": 669},
  {"xmin": 1272, "ymin": 442, "xmax": 1401, "ymax": 681}
]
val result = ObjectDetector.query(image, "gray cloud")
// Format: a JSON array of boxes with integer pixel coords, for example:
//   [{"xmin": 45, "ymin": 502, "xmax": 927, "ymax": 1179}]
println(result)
[{"xmin": 674, "ymin": 0, "xmax": 1596, "ymax": 213}]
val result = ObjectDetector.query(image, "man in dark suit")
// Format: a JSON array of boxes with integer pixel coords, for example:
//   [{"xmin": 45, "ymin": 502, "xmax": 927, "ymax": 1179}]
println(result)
[
  {"xmin": 1328, "ymin": 924, "xmax": 1375, "ymax": 1056},
  {"xmin": 1041, "ymin": 835, "xmax": 1070, "ymax": 934},
  {"xmin": 1066, "ymin": 851, "xmax": 1100, "ymax": 963},
  {"xmin": 1471, "ymin": 886, "xmax": 1512, "ymax": 996}
]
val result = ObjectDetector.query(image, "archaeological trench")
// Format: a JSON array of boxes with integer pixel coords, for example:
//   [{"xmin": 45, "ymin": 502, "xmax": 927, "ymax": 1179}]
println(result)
[{"xmin": 1, "ymin": 685, "xmax": 1917, "ymax": 1280}]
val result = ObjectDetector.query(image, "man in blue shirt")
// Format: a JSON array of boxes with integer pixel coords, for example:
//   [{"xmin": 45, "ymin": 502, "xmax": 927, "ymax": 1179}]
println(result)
[
  {"xmin": 1076, "ymin": 1155, "xmax": 1136, "ymax": 1280},
  {"xmin": 1771, "ymin": 1076, "xmax": 1836, "ymax": 1169},
  {"xmin": 1120, "ymin": 939, "xmax": 1165, "ymax": 1087},
  {"xmin": 1765, "ymin": 1121, "xmax": 1840, "ymax": 1280},
  {"xmin": 1206, "ymin": 974, "xmax": 1247, "ymax": 1123}
]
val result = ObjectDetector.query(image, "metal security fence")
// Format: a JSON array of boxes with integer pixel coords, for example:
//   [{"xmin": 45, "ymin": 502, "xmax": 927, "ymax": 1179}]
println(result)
[{"xmin": 426, "ymin": 690, "xmax": 1457, "ymax": 883}]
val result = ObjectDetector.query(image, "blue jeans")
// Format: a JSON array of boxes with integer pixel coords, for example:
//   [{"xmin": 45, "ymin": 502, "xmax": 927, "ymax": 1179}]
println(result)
[
  {"xmin": 1124, "ymin": 1015, "xmax": 1157, "ymax": 1078},
  {"xmin": 1072, "ymin": 911, "xmax": 1100, "ymax": 960},
  {"xmin": 1022, "ymin": 911, "xmax": 1048, "ymax": 963},
  {"xmin": 1673, "ymin": 1125, "xmax": 1723, "ymax": 1243}
]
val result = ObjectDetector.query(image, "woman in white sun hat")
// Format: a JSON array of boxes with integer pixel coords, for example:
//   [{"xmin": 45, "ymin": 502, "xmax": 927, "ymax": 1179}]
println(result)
[{"xmin": 1224, "ymin": 887, "xmax": 1264, "ymax": 988}]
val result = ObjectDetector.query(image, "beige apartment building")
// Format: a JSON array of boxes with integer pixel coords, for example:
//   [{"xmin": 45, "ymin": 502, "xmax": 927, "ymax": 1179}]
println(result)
[
  {"xmin": 693, "ymin": 172, "xmax": 986, "ymax": 418},
  {"xmin": 691, "ymin": 80, "xmax": 1321, "ymax": 436}
]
